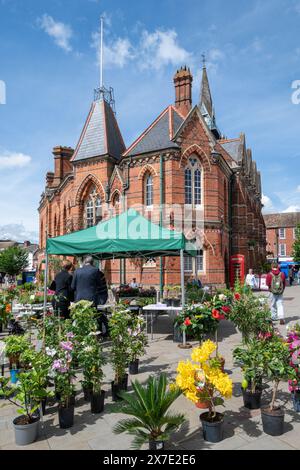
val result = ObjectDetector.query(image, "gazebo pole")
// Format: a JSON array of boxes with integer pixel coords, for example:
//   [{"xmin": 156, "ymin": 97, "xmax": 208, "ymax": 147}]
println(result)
[
  {"xmin": 180, "ymin": 249, "xmax": 187, "ymax": 346},
  {"xmin": 43, "ymin": 252, "xmax": 49, "ymax": 322}
]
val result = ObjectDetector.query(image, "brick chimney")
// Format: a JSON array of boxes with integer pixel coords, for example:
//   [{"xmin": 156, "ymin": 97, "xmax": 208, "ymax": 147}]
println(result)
[
  {"xmin": 173, "ymin": 66, "xmax": 193, "ymax": 117},
  {"xmin": 53, "ymin": 146, "xmax": 74, "ymax": 186},
  {"xmin": 46, "ymin": 171, "xmax": 54, "ymax": 187}
]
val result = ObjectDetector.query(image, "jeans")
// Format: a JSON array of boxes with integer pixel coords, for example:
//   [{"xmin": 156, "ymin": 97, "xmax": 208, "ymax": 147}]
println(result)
[{"xmin": 270, "ymin": 293, "xmax": 284, "ymax": 320}]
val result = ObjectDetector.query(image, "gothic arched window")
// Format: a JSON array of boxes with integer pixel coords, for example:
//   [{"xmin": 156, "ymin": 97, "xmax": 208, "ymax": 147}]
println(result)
[
  {"xmin": 185, "ymin": 157, "xmax": 202, "ymax": 206},
  {"xmin": 84, "ymin": 186, "xmax": 102, "ymax": 228},
  {"xmin": 145, "ymin": 174, "xmax": 153, "ymax": 207}
]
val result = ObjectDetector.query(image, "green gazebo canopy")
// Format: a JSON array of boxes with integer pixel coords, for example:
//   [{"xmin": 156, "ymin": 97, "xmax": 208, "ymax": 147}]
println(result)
[{"xmin": 46, "ymin": 209, "xmax": 195, "ymax": 259}]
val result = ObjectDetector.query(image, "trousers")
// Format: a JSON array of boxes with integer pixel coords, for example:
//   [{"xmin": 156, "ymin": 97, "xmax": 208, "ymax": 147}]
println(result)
[{"xmin": 270, "ymin": 293, "xmax": 284, "ymax": 320}]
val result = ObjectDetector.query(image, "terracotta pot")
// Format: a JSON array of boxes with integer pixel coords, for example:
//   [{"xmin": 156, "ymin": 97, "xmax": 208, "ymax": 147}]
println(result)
[{"xmin": 196, "ymin": 401, "xmax": 210, "ymax": 409}]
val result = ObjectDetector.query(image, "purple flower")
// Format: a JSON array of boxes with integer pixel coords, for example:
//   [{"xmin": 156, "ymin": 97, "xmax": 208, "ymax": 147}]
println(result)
[
  {"xmin": 60, "ymin": 341, "xmax": 73, "ymax": 352},
  {"xmin": 66, "ymin": 332, "xmax": 75, "ymax": 339},
  {"xmin": 52, "ymin": 359, "xmax": 62, "ymax": 370}
]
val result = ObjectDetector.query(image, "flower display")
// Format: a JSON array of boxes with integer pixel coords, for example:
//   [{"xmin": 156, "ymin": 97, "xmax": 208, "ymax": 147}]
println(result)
[
  {"xmin": 175, "ymin": 340, "xmax": 233, "ymax": 418},
  {"xmin": 234, "ymin": 293, "xmax": 241, "ymax": 301}
]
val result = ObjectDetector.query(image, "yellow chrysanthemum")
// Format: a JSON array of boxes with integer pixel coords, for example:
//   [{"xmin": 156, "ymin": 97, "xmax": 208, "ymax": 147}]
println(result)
[{"xmin": 191, "ymin": 340, "xmax": 216, "ymax": 364}]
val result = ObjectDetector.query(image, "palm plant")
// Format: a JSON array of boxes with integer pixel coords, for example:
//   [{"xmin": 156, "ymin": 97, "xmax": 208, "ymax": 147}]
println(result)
[{"xmin": 113, "ymin": 373, "xmax": 186, "ymax": 449}]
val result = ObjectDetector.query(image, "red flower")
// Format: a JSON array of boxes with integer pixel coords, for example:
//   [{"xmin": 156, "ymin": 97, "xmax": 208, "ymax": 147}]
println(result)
[
  {"xmin": 212, "ymin": 309, "xmax": 221, "ymax": 320},
  {"xmin": 221, "ymin": 306, "xmax": 231, "ymax": 314},
  {"xmin": 184, "ymin": 317, "xmax": 192, "ymax": 326},
  {"xmin": 234, "ymin": 293, "xmax": 241, "ymax": 301}
]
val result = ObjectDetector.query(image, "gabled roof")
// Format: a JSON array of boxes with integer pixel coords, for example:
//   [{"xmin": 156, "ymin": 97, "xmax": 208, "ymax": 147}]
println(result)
[
  {"xmin": 123, "ymin": 106, "xmax": 184, "ymax": 157},
  {"xmin": 264, "ymin": 213, "xmax": 300, "ymax": 229},
  {"xmin": 219, "ymin": 138, "xmax": 242, "ymax": 162},
  {"xmin": 71, "ymin": 98, "xmax": 125, "ymax": 162}
]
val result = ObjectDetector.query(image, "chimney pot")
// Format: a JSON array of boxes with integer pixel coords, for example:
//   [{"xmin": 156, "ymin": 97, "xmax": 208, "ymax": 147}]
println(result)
[{"xmin": 173, "ymin": 66, "xmax": 193, "ymax": 117}]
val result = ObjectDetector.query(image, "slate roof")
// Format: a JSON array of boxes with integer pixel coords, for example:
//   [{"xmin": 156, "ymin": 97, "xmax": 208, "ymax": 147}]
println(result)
[
  {"xmin": 71, "ymin": 98, "xmax": 125, "ymax": 162},
  {"xmin": 199, "ymin": 66, "xmax": 213, "ymax": 118},
  {"xmin": 264, "ymin": 213, "xmax": 300, "ymax": 229},
  {"xmin": 219, "ymin": 138, "xmax": 242, "ymax": 162},
  {"xmin": 123, "ymin": 106, "xmax": 184, "ymax": 157}
]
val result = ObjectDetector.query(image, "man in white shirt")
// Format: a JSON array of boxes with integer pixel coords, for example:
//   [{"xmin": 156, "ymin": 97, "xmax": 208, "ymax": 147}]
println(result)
[
  {"xmin": 129, "ymin": 278, "xmax": 139, "ymax": 288},
  {"xmin": 245, "ymin": 269, "xmax": 257, "ymax": 290}
]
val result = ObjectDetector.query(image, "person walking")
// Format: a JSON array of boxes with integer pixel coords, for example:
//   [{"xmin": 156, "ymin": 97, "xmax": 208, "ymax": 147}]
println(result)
[
  {"xmin": 266, "ymin": 263, "xmax": 286, "ymax": 325},
  {"xmin": 50, "ymin": 260, "xmax": 74, "ymax": 319},
  {"xmin": 245, "ymin": 269, "xmax": 258, "ymax": 290},
  {"xmin": 71, "ymin": 256, "xmax": 109, "ymax": 335},
  {"xmin": 288, "ymin": 266, "xmax": 294, "ymax": 286}
]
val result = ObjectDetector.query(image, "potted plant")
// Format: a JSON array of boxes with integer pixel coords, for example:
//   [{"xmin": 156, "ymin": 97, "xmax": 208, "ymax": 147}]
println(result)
[
  {"xmin": 228, "ymin": 291, "xmax": 273, "ymax": 344},
  {"xmin": 175, "ymin": 340, "xmax": 232, "ymax": 443},
  {"xmin": 4, "ymin": 334, "xmax": 32, "ymax": 378},
  {"xmin": 109, "ymin": 309, "xmax": 131, "ymax": 401},
  {"xmin": 78, "ymin": 334, "xmax": 106, "ymax": 413},
  {"xmin": 127, "ymin": 315, "xmax": 148, "ymax": 375},
  {"xmin": 233, "ymin": 338, "xmax": 266, "ymax": 409},
  {"xmin": 261, "ymin": 335, "xmax": 296, "ymax": 436},
  {"xmin": 50, "ymin": 334, "xmax": 76, "ymax": 428},
  {"xmin": 113, "ymin": 373, "xmax": 185, "ymax": 450},
  {"xmin": 182, "ymin": 304, "xmax": 219, "ymax": 345},
  {"xmin": 0, "ymin": 370, "xmax": 48, "ymax": 445},
  {"xmin": 286, "ymin": 325, "xmax": 300, "ymax": 411}
]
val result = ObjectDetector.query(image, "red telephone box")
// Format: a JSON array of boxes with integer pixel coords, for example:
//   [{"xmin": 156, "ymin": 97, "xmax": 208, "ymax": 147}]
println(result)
[{"xmin": 230, "ymin": 254, "xmax": 245, "ymax": 289}]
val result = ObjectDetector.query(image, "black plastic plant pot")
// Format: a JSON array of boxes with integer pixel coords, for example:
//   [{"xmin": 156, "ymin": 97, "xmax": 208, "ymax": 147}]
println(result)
[
  {"xmin": 129, "ymin": 359, "xmax": 139, "ymax": 375},
  {"xmin": 200, "ymin": 412, "xmax": 224, "ymax": 443},
  {"xmin": 90, "ymin": 390, "xmax": 105, "ymax": 414},
  {"xmin": 292, "ymin": 391, "xmax": 300, "ymax": 412},
  {"xmin": 0, "ymin": 322, "xmax": 2, "ymax": 333},
  {"xmin": 83, "ymin": 386, "xmax": 93, "ymax": 401},
  {"xmin": 149, "ymin": 440, "xmax": 165, "ymax": 450},
  {"xmin": 58, "ymin": 404, "xmax": 74, "ymax": 429},
  {"xmin": 111, "ymin": 374, "xmax": 128, "ymax": 402},
  {"xmin": 56, "ymin": 393, "xmax": 76, "ymax": 406},
  {"xmin": 242, "ymin": 388, "xmax": 262, "ymax": 410},
  {"xmin": 261, "ymin": 407, "xmax": 284, "ymax": 436}
]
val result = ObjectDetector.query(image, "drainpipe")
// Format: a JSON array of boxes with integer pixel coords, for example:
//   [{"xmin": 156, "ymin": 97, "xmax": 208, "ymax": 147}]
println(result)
[{"xmin": 160, "ymin": 154, "xmax": 164, "ymax": 296}]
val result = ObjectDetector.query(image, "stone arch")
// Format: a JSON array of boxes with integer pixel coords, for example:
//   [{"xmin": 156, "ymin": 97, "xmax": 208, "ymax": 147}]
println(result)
[
  {"xmin": 180, "ymin": 144, "xmax": 211, "ymax": 172},
  {"xmin": 75, "ymin": 174, "xmax": 105, "ymax": 206},
  {"xmin": 138, "ymin": 164, "xmax": 157, "ymax": 180}
]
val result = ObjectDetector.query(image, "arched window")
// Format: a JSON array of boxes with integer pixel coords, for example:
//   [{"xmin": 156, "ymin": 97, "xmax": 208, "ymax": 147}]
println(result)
[
  {"xmin": 84, "ymin": 186, "xmax": 102, "ymax": 228},
  {"xmin": 145, "ymin": 174, "xmax": 153, "ymax": 207},
  {"xmin": 185, "ymin": 157, "xmax": 202, "ymax": 206}
]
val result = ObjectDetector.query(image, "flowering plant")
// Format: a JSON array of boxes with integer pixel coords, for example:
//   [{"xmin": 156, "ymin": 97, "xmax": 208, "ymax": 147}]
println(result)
[
  {"xmin": 109, "ymin": 309, "xmax": 132, "ymax": 384},
  {"xmin": 0, "ymin": 287, "xmax": 16, "ymax": 324},
  {"xmin": 127, "ymin": 314, "xmax": 148, "ymax": 363},
  {"xmin": 175, "ymin": 304, "xmax": 219, "ymax": 344},
  {"xmin": 287, "ymin": 325, "xmax": 300, "ymax": 393},
  {"xmin": 175, "ymin": 340, "xmax": 232, "ymax": 419},
  {"xmin": 78, "ymin": 333, "xmax": 105, "ymax": 394}
]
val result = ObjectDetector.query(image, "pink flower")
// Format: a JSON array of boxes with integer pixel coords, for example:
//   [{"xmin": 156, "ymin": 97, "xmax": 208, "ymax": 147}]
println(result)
[
  {"xmin": 66, "ymin": 332, "xmax": 75, "ymax": 339},
  {"xmin": 60, "ymin": 341, "xmax": 73, "ymax": 352},
  {"xmin": 52, "ymin": 359, "xmax": 62, "ymax": 370}
]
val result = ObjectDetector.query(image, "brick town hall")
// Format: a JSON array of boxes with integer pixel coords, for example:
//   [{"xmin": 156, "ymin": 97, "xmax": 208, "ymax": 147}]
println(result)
[{"xmin": 38, "ymin": 63, "xmax": 266, "ymax": 288}]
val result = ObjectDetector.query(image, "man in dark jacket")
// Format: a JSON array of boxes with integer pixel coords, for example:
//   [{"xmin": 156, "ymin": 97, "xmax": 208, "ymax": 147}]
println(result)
[
  {"xmin": 50, "ymin": 260, "xmax": 74, "ymax": 319},
  {"xmin": 71, "ymin": 256, "xmax": 109, "ymax": 334}
]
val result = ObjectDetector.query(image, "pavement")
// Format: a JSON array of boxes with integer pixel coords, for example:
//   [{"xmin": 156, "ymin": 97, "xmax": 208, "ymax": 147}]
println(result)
[{"xmin": 1, "ymin": 285, "xmax": 300, "ymax": 450}]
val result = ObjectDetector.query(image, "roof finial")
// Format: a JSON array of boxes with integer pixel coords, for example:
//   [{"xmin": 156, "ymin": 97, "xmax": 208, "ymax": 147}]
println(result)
[{"xmin": 202, "ymin": 53, "xmax": 206, "ymax": 69}]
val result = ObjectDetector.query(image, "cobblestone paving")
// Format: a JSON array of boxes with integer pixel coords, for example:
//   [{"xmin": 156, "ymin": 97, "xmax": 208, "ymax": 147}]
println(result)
[{"xmin": 1, "ymin": 285, "xmax": 300, "ymax": 450}]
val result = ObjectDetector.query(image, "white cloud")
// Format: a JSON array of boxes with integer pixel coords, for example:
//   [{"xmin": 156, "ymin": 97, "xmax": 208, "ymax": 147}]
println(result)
[
  {"xmin": 91, "ymin": 27, "xmax": 192, "ymax": 71},
  {"xmin": 0, "ymin": 223, "xmax": 38, "ymax": 243},
  {"xmin": 261, "ymin": 193, "xmax": 275, "ymax": 213},
  {"xmin": 283, "ymin": 205, "xmax": 300, "ymax": 213},
  {"xmin": 38, "ymin": 14, "xmax": 73, "ymax": 53},
  {"xmin": 139, "ymin": 29, "xmax": 192, "ymax": 70},
  {"xmin": 0, "ymin": 151, "xmax": 31, "ymax": 170}
]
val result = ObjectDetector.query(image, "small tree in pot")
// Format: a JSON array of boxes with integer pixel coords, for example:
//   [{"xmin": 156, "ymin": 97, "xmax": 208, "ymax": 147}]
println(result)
[
  {"xmin": 0, "ymin": 369, "xmax": 48, "ymax": 445},
  {"xmin": 109, "ymin": 309, "xmax": 131, "ymax": 401},
  {"xmin": 4, "ymin": 334, "xmax": 32, "ymax": 376},
  {"xmin": 175, "ymin": 340, "xmax": 232, "ymax": 443},
  {"xmin": 261, "ymin": 335, "xmax": 296, "ymax": 436},
  {"xmin": 127, "ymin": 314, "xmax": 148, "ymax": 375},
  {"xmin": 113, "ymin": 373, "xmax": 185, "ymax": 450}
]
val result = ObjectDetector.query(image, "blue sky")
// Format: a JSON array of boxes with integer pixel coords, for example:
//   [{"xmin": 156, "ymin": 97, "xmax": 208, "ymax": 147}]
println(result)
[{"xmin": 0, "ymin": 0, "xmax": 300, "ymax": 240}]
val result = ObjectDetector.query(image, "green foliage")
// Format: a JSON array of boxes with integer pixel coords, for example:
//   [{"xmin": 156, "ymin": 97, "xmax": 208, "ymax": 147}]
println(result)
[
  {"xmin": 109, "ymin": 309, "xmax": 132, "ymax": 383},
  {"xmin": 174, "ymin": 304, "xmax": 219, "ymax": 344},
  {"xmin": 233, "ymin": 339, "xmax": 266, "ymax": 393},
  {"xmin": 4, "ymin": 334, "xmax": 32, "ymax": 361},
  {"xmin": 186, "ymin": 285, "xmax": 212, "ymax": 304},
  {"xmin": 0, "ymin": 246, "xmax": 28, "ymax": 276},
  {"xmin": 0, "ymin": 370, "xmax": 48, "ymax": 423},
  {"xmin": 228, "ymin": 292, "xmax": 272, "ymax": 343},
  {"xmin": 78, "ymin": 334, "xmax": 105, "ymax": 394},
  {"xmin": 292, "ymin": 224, "xmax": 300, "ymax": 263},
  {"xmin": 127, "ymin": 315, "xmax": 148, "ymax": 363},
  {"xmin": 113, "ymin": 374, "xmax": 185, "ymax": 449}
]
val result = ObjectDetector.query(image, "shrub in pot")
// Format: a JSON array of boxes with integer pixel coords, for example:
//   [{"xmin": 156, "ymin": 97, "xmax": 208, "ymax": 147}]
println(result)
[
  {"xmin": 175, "ymin": 340, "xmax": 233, "ymax": 443},
  {"xmin": 49, "ymin": 333, "xmax": 76, "ymax": 429},
  {"xmin": 286, "ymin": 324, "xmax": 300, "ymax": 411},
  {"xmin": 69, "ymin": 300, "xmax": 99, "ymax": 366},
  {"xmin": 113, "ymin": 373, "xmax": 186, "ymax": 450},
  {"xmin": 233, "ymin": 338, "xmax": 267, "ymax": 410},
  {"xmin": 78, "ymin": 333, "xmax": 106, "ymax": 413},
  {"xmin": 261, "ymin": 335, "xmax": 296, "ymax": 436},
  {"xmin": 0, "ymin": 370, "xmax": 48, "ymax": 445},
  {"xmin": 109, "ymin": 309, "xmax": 132, "ymax": 401},
  {"xmin": 4, "ymin": 334, "xmax": 32, "ymax": 370},
  {"xmin": 174, "ymin": 304, "xmax": 219, "ymax": 346},
  {"xmin": 127, "ymin": 314, "xmax": 148, "ymax": 375}
]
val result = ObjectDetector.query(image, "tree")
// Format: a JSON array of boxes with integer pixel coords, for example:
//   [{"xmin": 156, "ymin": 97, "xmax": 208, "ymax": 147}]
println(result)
[
  {"xmin": 0, "ymin": 246, "xmax": 28, "ymax": 276},
  {"xmin": 293, "ymin": 224, "xmax": 300, "ymax": 263}
]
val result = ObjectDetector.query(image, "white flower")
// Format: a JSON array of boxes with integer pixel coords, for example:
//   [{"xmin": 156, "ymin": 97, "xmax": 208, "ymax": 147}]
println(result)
[
  {"xmin": 83, "ymin": 346, "xmax": 93, "ymax": 353},
  {"xmin": 89, "ymin": 331, "xmax": 101, "ymax": 336},
  {"xmin": 30, "ymin": 294, "xmax": 35, "ymax": 300},
  {"xmin": 219, "ymin": 294, "xmax": 227, "ymax": 301},
  {"xmin": 45, "ymin": 347, "xmax": 56, "ymax": 357}
]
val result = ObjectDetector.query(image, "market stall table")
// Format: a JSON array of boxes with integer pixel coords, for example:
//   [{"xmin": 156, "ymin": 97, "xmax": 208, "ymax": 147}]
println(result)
[{"xmin": 142, "ymin": 304, "xmax": 183, "ymax": 340}]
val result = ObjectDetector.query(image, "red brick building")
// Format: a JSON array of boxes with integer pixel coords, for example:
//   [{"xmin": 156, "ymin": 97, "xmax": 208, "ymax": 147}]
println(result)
[
  {"xmin": 264, "ymin": 212, "xmax": 300, "ymax": 261},
  {"xmin": 38, "ymin": 65, "xmax": 266, "ymax": 287}
]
